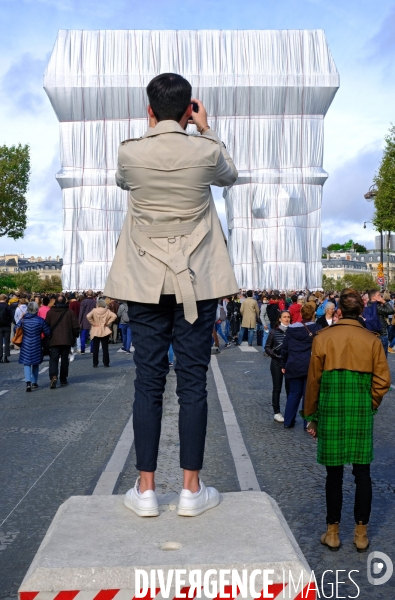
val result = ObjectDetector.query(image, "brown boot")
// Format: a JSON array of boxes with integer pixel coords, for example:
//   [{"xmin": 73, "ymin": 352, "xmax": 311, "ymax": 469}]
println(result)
[
  {"xmin": 50, "ymin": 376, "xmax": 57, "ymax": 389},
  {"xmin": 354, "ymin": 522, "xmax": 369, "ymax": 553},
  {"xmin": 321, "ymin": 523, "xmax": 340, "ymax": 551}
]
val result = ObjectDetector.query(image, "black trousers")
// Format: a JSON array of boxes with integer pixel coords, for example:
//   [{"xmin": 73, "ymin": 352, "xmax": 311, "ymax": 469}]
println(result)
[
  {"xmin": 92, "ymin": 335, "xmax": 110, "ymax": 366},
  {"xmin": 49, "ymin": 345, "xmax": 71, "ymax": 382},
  {"xmin": 270, "ymin": 359, "xmax": 290, "ymax": 413},
  {"xmin": 128, "ymin": 295, "xmax": 217, "ymax": 472},
  {"xmin": 0, "ymin": 327, "xmax": 11, "ymax": 358},
  {"xmin": 326, "ymin": 464, "xmax": 372, "ymax": 525}
]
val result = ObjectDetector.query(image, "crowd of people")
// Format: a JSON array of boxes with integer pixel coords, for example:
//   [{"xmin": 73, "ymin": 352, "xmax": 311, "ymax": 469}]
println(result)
[
  {"xmin": 0, "ymin": 290, "xmax": 132, "ymax": 389},
  {"xmin": 0, "ymin": 285, "xmax": 393, "ymax": 550}
]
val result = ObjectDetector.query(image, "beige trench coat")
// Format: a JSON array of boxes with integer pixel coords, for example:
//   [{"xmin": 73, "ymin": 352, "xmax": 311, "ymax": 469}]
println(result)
[
  {"xmin": 87, "ymin": 307, "xmax": 117, "ymax": 338},
  {"xmin": 104, "ymin": 121, "xmax": 239, "ymax": 318},
  {"xmin": 240, "ymin": 298, "xmax": 260, "ymax": 328}
]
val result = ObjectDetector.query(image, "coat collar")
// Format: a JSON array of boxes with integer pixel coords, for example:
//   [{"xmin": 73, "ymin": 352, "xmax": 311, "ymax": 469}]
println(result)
[
  {"xmin": 143, "ymin": 120, "xmax": 188, "ymax": 139},
  {"xmin": 334, "ymin": 318, "xmax": 364, "ymax": 328}
]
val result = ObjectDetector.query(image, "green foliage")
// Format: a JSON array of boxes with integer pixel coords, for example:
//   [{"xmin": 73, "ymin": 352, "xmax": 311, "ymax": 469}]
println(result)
[
  {"xmin": 341, "ymin": 273, "xmax": 379, "ymax": 292},
  {"xmin": 0, "ymin": 144, "xmax": 30, "ymax": 239},
  {"xmin": 373, "ymin": 125, "xmax": 395, "ymax": 234},
  {"xmin": 322, "ymin": 273, "xmax": 379, "ymax": 293},
  {"xmin": 326, "ymin": 240, "xmax": 367, "ymax": 253},
  {"xmin": 0, "ymin": 272, "xmax": 62, "ymax": 294}
]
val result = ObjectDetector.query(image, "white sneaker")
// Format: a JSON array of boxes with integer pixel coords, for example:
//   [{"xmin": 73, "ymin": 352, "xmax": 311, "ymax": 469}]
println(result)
[
  {"xmin": 124, "ymin": 477, "xmax": 159, "ymax": 517},
  {"xmin": 177, "ymin": 479, "xmax": 220, "ymax": 517},
  {"xmin": 274, "ymin": 413, "xmax": 284, "ymax": 423}
]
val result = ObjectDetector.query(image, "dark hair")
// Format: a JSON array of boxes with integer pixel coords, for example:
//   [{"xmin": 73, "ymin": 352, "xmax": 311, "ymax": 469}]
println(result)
[
  {"xmin": 368, "ymin": 289, "xmax": 379, "ymax": 301},
  {"xmin": 147, "ymin": 73, "xmax": 192, "ymax": 122},
  {"xmin": 56, "ymin": 295, "xmax": 66, "ymax": 305},
  {"xmin": 339, "ymin": 288, "xmax": 363, "ymax": 318},
  {"xmin": 246, "ymin": 290, "xmax": 253, "ymax": 297},
  {"xmin": 42, "ymin": 296, "xmax": 50, "ymax": 306},
  {"xmin": 291, "ymin": 294, "xmax": 298, "ymax": 303}
]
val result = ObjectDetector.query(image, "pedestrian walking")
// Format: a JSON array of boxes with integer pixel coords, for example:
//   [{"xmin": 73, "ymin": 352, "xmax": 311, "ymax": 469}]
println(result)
[
  {"xmin": 104, "ymin": 74, "xmax": 238, "ymax": 517},
  {"xmin": 288, "ymin": 294, "xmax": 302, "ymax": 324},
  {"xmin": 227, "ymin": 296, "xmax": 241, "ymax": 344},
  {"xmin": 37, "ymin": 296, "xmax": 50, "ymax": 320},
  {"xmin": 87, "ymin": 298, "xmax": 117, "ymax": 367},
  {"xmin": 316, "ymin": 302, "xmax": 335, "ymax": 328},
  {"xmin": 117, "ymin": 301, "xmax": 132, "ymax": 353},
  {"xmin": 45, "ymin": 295, "xmax": 80, "ymax": 388},
  {"xmin": 17, "ymin": 302, "xmax": 51, "ymax": 392},
  {"xmin": 366, "ymin": 289, "xmax": 394, "ymax": 357},
  {"xmin": 304, "ymin": 289, "xmax": 391, "ymax": 552},
  {"xmin": 108, "ymin": 298, "xmax": 120, "ymax": 343},
  {"xmin": 281, "ymin": 303, "xmax": 321, "ymax": 428},
  {"xmin": 214, "ymin": 300, "xmax": 231, "ymax": 348},
  {"xmin": 237, "ymin": 290, "xmax": 259, "ymax": 346},
  {"xmin": 266, "ymin": 295, "xmax": 281, "ymax": 329},
  {"xmin": 14, "ymin": 298, "xmax": 28, "ymax": 325},
  {"xmin": 265, "ymin": 310, "xmax": 291, "ymax": 423},
  {"xmin": 0, "ymin": 294, "xmax": 14, "ymax": 363},
  {"xmin": 260, "ymin": 296, "xmax": 271, "ymax": 354},
  {"xmin": 78, "ymin": 290, "xmax": 96, "ymax": 353}
]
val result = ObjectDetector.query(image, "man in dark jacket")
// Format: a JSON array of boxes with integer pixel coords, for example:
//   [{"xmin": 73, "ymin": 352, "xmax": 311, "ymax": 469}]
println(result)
[
  {"xmin": 0, "ymin": 294, "xmax": 14, "ymax": 363},
  {"xmin": 46, "ymin": 296, "xmax": 80, "ymax": 388},
  {"xmin": 78, "ymin": 290, "xmax": 96, "ymax": 354},
  {"xmin": 367, "ymin": 289, "xmax": 394, "ymax": 357}
]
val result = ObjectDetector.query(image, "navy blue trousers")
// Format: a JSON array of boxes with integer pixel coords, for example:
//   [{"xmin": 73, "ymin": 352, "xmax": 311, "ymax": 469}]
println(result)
[
  {"xmin": 284, "ymin": 376, "xmax": 307, "ymax": 427},
  {"xmin": 128, "ymin": 295, "xmax": 217, "ymax": 472}
]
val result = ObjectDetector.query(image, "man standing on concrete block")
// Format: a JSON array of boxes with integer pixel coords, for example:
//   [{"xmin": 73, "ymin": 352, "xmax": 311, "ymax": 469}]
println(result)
[{"xmin": 104, "ymin": 73, "xmax": 239, "ymax": 517}]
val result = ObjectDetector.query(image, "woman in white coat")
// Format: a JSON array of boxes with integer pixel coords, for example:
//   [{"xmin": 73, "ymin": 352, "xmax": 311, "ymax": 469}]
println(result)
[{"xmin": 87, "ymin": 299, "xmax": 117, "ymax": 368}]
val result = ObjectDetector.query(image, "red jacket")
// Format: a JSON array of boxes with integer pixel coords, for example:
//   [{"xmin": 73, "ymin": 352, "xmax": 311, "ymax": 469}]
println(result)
[
  {"xmin": 288, "ymin": 303, "xmax": 302, "ymax": 323},
  {"xmin": 69, "ymin": 300, "xmax": 80, "ymax": 318}
]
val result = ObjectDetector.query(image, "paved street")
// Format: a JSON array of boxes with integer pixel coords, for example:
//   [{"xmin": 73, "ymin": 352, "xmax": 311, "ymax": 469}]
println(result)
[{"xmin": 0, "ymin": 341, "xmax": 394, "ymax": 599}]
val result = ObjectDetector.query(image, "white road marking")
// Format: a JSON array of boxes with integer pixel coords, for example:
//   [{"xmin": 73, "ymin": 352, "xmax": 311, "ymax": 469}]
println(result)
[
  {"xmin": 0, "ymin": 390, "xmax": 9, "ymax": 396},
  {"xmin": 93, "ymin": 414, "xmax": 135, "ymax": 495},
  {"xmin": 238, "ymin": 344, "xmax": 258, "ymax": 352},
  {"xmin": 39, "ymin": 366, "xmax": 49, "ymax": 374},
  {"xmin": 210, "ymin": 355, "xmax": 260, "ymax": 491}
]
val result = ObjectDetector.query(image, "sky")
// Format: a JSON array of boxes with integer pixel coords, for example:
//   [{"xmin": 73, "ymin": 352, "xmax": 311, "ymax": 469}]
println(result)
[{"xmin": 1, "ymin": 0, "xmax": 395, "ymax": 258}]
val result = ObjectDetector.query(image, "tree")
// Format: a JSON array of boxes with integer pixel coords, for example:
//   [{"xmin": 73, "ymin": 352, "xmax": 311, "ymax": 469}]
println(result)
[
  {"xmin": 373, "ymin": 125, "xmax": 395, "ymax": 283},
  {"xmin": 353, "ymin": 242, "xmax": 367, "ymax": 253},
  {"xmin": 341, "ymin": 273, "xmax": 379, "ymax": 292},
  {"xmin": 327, "ymin": 243, "xmax": 343, "ymax": 252},
  {"xmin": 0, "ymin": 144, "xmax": 30, "ymax": 239}
]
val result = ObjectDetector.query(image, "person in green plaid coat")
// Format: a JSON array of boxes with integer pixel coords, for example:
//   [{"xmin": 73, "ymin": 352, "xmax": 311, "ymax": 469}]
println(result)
[{"xmin": 304, "ymin": 289, "xmax": 390, "ymax": 553}]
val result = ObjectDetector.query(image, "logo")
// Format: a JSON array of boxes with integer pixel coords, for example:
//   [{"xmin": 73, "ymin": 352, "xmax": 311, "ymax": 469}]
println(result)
[{"xmin": 367, "ymin": 551, "xmax": 393, "ymax": 586}]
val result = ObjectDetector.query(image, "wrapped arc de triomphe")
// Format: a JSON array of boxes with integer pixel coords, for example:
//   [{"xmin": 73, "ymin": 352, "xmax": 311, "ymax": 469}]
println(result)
[{"xmin": 44, "ymin": 30, "xmax": 339, "ymax": 291}]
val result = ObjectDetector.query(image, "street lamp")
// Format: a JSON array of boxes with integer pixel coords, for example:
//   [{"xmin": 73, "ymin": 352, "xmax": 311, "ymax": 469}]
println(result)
[{"xmin": 364, "ymin": 186, "xmax": 384, "ymax": 269}]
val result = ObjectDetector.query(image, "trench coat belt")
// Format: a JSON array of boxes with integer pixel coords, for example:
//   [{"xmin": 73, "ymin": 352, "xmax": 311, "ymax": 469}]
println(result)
[{"xmin": 130, "ymin": 217, "xmax": 211, "ymax": 324}]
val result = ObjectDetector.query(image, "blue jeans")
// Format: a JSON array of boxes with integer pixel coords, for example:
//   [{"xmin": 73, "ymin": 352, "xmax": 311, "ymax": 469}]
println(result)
[
  {"xmin": 128, "ymin": 295, "xmax": 217, "ymax": 471},
  {"xmin": 390, "ymin": 336, "xmax": 395, "ymax": 349},
  {"xmin": 238, "ymin": 327, "xmax": 254, "ymax": 345},
  {"xmin": 24, "ymin": 364, "xmax": 39, "ymax": 384},
  {"xmin": 215, "ymin": 322, "xmax": 228, "ymax": 344},
  {"xmin": 225, "ymin": 319, "xmax": 231, "ymax": 339},
  {"xmin": 80, "ymin": 329, "xmax": 93, "ymax": 353},
  {"xmin": 381, "ymin": 335, "xmax": 388, "ymax": 357},
  {"xmin": 284, "ymin": 376, "xmax": 307, "ymax": 428},
  {"xmin": 119, "ymin": 323, "xmax": 132, "ymax": 351},
  {"xmin": 262, "ymin": 325, "xmax": 270, "ymax": 350}
]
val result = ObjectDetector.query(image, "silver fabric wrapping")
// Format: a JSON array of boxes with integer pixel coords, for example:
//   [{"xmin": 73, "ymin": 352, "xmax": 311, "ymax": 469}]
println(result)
[{"xmin": 44, "ymin": 29, "xmax": 339, "ymax": 291}]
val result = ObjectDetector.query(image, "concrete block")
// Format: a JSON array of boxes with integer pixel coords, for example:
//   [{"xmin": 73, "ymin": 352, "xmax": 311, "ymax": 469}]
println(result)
[{"xmin": 19, "ymin": 492, "xmax": 315, "ymax": 599}]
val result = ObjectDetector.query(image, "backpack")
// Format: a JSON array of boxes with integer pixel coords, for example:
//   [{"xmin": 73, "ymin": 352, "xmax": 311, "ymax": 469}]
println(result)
[
  {"xmin": 362, "ymin": 303, "xmax": 382, "ymax": 333},
  {"xmin": 0, "ymin": 304, "xmax": 12, "ymax": 327},
  {"xmin": 316, "ymin": 303, "xmax": 326, "ymax": 317}
]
